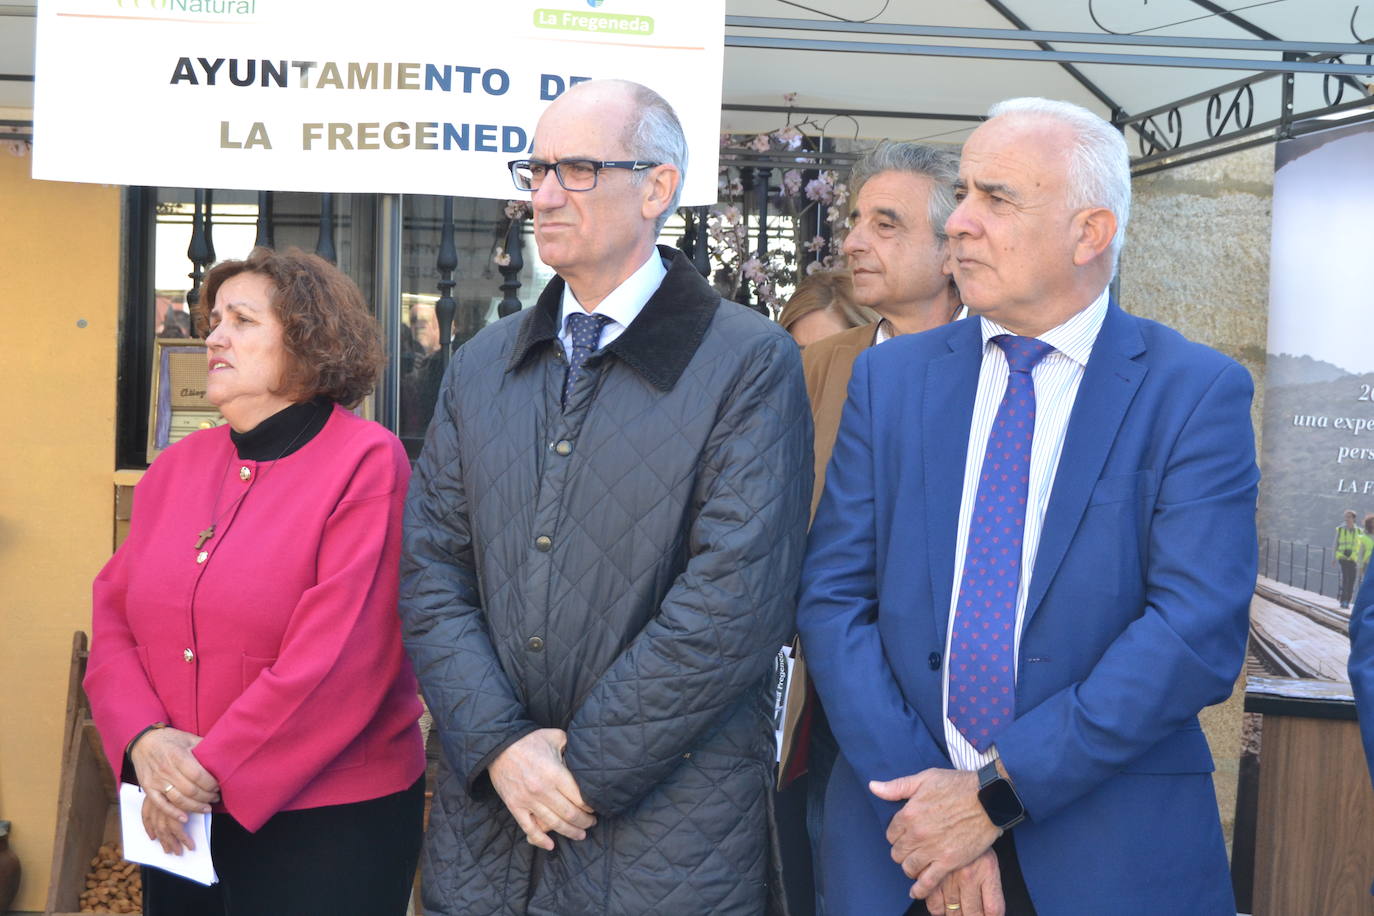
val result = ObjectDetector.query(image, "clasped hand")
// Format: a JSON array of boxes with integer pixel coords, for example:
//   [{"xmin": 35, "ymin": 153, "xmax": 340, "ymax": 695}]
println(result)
[
  {"xmin": 870, "ymin": 768, "xmax": 1002, "ymax": 906},
  {"xmin": 489, "ymin": 728, "xmax": 596, "ymax": 851},
  {"xmin": 130, "ymin": 727, "xmax": 220, "ymax": 855}
]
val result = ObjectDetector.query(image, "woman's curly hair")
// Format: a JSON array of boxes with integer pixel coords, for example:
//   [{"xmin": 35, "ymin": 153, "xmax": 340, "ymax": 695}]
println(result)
[{"xmin": 199, "ymin": 247, "xmax": 384, "ymax": 407}]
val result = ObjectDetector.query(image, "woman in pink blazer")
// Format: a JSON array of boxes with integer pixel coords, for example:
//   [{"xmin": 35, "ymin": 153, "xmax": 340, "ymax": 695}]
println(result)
[{"xmin": 86, "ymin": 247, "xmax": 426, "ymax": 916}]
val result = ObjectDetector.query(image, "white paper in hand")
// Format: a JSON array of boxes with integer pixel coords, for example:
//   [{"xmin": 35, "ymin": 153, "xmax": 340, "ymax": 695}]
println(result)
[{"xmin": 118, "ymin": 783, "xmax": 219, "ymax": 886}]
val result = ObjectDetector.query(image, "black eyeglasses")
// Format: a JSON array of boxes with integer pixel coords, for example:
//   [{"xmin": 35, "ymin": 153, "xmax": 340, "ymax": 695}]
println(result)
[{"xmin": 508, "ymin": 158, "xmax": 661, "ymax": 192}]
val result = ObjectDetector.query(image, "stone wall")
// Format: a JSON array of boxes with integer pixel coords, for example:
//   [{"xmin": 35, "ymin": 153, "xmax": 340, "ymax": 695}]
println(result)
[{"xmin": 1120, "ymin": 144, "xmax": 1275, "ymax": 848}]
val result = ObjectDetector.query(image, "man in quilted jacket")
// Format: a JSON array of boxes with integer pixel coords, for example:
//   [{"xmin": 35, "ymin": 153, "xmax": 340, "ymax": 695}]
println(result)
[{"xmin": 400, "ymin": 79, "xmax": 813, "ymax": 915}]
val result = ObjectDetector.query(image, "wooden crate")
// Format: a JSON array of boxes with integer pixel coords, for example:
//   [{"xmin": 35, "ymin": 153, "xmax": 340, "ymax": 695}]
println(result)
[{"xmin": 45, "ymin": 631, "xmax": 121, "ymax": 916}]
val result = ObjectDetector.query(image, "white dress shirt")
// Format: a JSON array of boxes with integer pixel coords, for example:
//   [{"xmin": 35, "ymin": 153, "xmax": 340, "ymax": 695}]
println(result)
[
  {"xmin": 557, "ymin": 251, "xmax": 667, "ymax": 358},
  {"xmin": 941, "ymin": 287, "xmax": 1111, "ymax": 771},
  {"xmin": 872, "ymin": 306, "xmax": 969, "ymax": 345}
]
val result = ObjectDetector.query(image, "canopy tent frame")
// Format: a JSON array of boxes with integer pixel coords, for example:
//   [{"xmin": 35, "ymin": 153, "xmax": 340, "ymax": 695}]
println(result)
[{"xmin": 723, "ymin": 3, "xmax": 1374, "ymax": 175}]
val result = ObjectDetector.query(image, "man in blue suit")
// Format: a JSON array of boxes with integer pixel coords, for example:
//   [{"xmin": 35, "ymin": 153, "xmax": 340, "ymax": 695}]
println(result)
[{"xmin": 798, "ymin": 97, "xmax": 1259, "ymax": 916}]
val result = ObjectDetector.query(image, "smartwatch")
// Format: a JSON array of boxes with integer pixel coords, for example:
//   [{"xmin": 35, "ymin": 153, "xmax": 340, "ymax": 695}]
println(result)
[{"xmin": 977, "ymin": 760, "xmax": 1026, "ymax": 830}]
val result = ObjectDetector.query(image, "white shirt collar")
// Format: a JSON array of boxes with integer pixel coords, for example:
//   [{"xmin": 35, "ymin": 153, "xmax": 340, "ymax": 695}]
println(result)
[
  {"xmin": 559, "ymin": 251, "xmax": 668, "ymax": 342},
  {"xmin": 977, "ymin": 285, "xmax": 1110, "ymax": 367},
  {"xmin": 874, "ymin": 305, "xmax": 970, "ymax": 346}
]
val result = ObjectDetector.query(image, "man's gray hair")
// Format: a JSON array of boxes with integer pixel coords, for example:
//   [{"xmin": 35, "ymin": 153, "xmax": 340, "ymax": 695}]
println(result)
[
  {"xmin": 848, "ymin": 141, "xmax": 960, "ymax": 241},
  {"xmin": 988, "ymin": 97, "xmax": 1131, "ymax": 267},
  {"xmin": 620, "ymin": 81, "xmax": 689, "ymax": 234}
]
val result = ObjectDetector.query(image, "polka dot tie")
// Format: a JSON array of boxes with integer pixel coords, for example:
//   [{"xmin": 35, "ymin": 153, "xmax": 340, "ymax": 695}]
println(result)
[
  {"xmin": 563, "ymin": 312, "xmax": 613, "ymax": 407},
  {"xmin": 947, "ymin": 334, "xmax": 1056, "ymax": 752}
]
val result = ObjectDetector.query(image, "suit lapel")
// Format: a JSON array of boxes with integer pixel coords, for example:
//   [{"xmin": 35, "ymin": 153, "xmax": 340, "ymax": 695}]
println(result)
[
  {"xmin": 1023, "ymin": 303, "xmax": 1147, "ymax": 630},
  {"xmin": 923, "ymin": 322, "xmax": 982, "ymax": 641}
]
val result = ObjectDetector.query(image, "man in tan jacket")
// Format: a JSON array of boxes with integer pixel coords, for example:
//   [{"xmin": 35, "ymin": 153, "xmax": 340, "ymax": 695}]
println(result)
[
  {"xmin": 804, "ymin": 142, "xmax": 964, "ymax": 517},
  {"xmin": 793, "ymin": 141, "xmax": 962, "ymax": 915}
]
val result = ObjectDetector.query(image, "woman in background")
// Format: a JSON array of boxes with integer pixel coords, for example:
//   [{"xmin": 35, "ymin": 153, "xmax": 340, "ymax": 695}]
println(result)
[
  {"xmin": 777, "ymin": 269, "xmax": 876, "ymax": 347},
  {"xmin": 86, "ymin": 247, "xmax": 425, "ymax": 916}
]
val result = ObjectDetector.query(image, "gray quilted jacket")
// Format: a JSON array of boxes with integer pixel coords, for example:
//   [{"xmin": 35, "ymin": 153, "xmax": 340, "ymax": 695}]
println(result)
[{"xmin": 400, "ymin": 247, "xmax": 813, "ymax": 915}]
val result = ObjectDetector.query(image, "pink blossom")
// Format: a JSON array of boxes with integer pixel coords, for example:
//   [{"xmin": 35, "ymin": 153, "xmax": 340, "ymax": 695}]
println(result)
[
  {"xmin": 748, "ymin": 133, "xmax": 772, "ymax": 153},
  {"xmin": 827, "ymin": 173, "xmax": 850, "ymax": 210},
  {"xmin": 782, "ymin": 92, "xmax": 798, "ymax": 105},
  {"xmin": 504, "ymin": 200, "xmax": 530, "ymax": 221},
  {"xmin": 782, "ymin": 169, "xmax": 803, "ymax": 196},
  {"xmin": 493, "ymin": 249, "xmax": 511, "ymax": 267},
  {"xmin": 758, "ymin": 278, "xmax": 781, "ymax": 309},
  {"xmin": 805, "ymin": 260, "xmax": 824, "ymax": 276},
  {"xmin": 773, "ymin": 126, "xmax": 803, "ymax": 150},
  {"xmin": 805, "ymin": 176, "xmax": 834, "ymax": 204},
  {"xmin": 805, "ymin": 234, "xmax": 827, "ymax": 253},
  {"xmin": 741, "ymin": 257, "xmax": 768, "ymax": 285}
]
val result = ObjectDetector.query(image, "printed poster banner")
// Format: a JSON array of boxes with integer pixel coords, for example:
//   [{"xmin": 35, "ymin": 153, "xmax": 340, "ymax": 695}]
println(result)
[
  {"xmin": 32, "ymin": 0, "xmax": 724, "ymax": 204},
  {"xmin": 1249, "ymin": 118, "xmax": 1374, "ymax": 703}
]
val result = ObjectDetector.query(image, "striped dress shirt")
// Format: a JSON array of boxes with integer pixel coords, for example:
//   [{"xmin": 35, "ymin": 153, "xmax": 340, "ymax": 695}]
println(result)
[{"xmin": 942, "ymin": 287, "xmax": 1110, "ymax": 772}]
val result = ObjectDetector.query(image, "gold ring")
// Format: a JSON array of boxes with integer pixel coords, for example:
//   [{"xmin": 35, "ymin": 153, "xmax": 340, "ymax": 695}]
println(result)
[
  {"xmin": 946, "ymin": 906, "xmax": 961, "ymax": 912},
  {"xmin": 164, "ymin": 783, "xmax": 175, "ymax": 794}
]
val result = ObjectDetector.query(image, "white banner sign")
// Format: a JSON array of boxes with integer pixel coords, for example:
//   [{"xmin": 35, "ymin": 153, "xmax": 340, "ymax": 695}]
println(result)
[{"xmin": 33, "ymin": 0, "xmax": 723, "ymax": 204}]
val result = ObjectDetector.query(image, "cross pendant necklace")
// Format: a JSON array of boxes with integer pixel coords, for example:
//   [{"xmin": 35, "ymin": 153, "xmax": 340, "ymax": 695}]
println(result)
[{"xmin": 193, "ymin": 410, "xmax": 315, "ymax": 560}]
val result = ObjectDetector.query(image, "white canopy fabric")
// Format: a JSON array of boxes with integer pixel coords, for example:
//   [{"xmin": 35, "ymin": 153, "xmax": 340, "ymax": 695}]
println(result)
[{"xmin": 4, "ymin": 0, "xmax": 1372, "ymax": 170}]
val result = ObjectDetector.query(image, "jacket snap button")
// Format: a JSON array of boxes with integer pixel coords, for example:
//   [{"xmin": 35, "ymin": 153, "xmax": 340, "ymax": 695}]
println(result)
[
  {"xmin": 928, "ymin": 651, "xmax": 941, "ymax": 670},
  {"xmin": 184, "ymin": 648, "xmax": 195, "ymax": 663},
  {"xmin": 527, "ymin": 636, "xmax": 544, "ymax": 652},
  {"xmin": 554, "ymin": 440, "xmax": 572, "ymax": 456},
  {"xmin": 534, "ymin": 535, "xmax": 552, "ymax": 552}
]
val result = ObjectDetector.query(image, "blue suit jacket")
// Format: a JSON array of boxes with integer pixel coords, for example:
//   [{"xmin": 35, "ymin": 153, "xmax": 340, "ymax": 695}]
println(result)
[
  {"xmin": 1347, "ymin": 561, "xmax": 1374, "ymax": 893},
  {"xmin": 797, "ymin": 304, "xmax": 1258, "ymax": 915}
]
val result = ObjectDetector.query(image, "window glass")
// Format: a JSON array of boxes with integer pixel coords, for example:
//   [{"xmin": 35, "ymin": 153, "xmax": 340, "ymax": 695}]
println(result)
[{"xmin": 397, "ymin": 195, "xmax": 549, "ymax": 443}]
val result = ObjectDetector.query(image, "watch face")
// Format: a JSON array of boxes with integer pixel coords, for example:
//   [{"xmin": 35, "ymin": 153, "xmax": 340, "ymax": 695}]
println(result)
[{"xmin": 979, "ymin": 778, "xmax": 1024, "ymax": 828}]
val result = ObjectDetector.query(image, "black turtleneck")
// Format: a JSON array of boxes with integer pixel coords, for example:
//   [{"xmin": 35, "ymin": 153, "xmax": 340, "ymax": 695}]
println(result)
[{"xmin": 228, "ymin": 396, "xmax": 334, "ymax": 460}]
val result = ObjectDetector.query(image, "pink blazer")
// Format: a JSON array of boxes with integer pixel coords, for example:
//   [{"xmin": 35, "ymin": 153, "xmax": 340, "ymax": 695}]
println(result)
[{"xmin": 86, "ymin": 405, "xmax": 425, "ymax": 832}]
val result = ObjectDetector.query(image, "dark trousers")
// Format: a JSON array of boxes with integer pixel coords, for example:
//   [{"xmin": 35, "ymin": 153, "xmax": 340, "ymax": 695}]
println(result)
[
  {"xmin": 776, "ymin": 701, "xmax": 839, "ymax": 916},
  {"xmin": 143, "ymin": 776, "xmax": 423, "ymax": 916},
  {"xmin": 1340, "ymin": 558, "xmax": 1358, "ymax": 605},
  {"xmin": 904, "ymin": 832, "xmax": 1036, "ymax": 916},
  {"xmin": 805, "ymin": 705, "xmax": 838, "ymax": 915}
]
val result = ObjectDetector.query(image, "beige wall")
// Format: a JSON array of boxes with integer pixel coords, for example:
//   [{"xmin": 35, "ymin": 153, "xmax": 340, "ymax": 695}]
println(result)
[
  {"xmin": 1121, "ymin": 144, "xmax": 1275, "ymax": 847},
  {"xmin": 0, "ymin": 147, "xmax": 121, "ymax": 912}
]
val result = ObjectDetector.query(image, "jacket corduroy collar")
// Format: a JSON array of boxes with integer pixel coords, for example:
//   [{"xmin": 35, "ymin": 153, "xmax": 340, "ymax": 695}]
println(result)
[{"xmin": 507, "ymin": 245, "xmax": 722, "ymax": 391}]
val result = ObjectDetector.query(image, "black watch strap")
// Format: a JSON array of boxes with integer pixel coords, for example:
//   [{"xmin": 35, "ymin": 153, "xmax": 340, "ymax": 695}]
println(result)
[
  {"xmin": 127, "ymin": 721, "xmax": 167, "ymax": 756},
  {"xmin": 977, "ymin": 760, "xmax": 1027, "ymax": 830}
]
